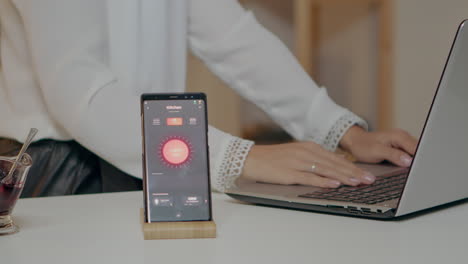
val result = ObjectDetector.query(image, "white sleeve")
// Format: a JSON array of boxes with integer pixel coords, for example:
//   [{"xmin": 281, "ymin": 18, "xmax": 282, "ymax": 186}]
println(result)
[
  {"xmin": 188, "ymin": 0, "xmax": 368, "ymax": 151},
  {"xmin": 208, "ymin": 126, "xmax": 253, "ymax": 192}
]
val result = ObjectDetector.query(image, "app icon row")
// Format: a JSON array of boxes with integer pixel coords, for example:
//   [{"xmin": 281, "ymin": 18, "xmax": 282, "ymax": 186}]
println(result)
[{"xmin": 152, "ymin": 117, "xmax": 197, "ymax": 126}]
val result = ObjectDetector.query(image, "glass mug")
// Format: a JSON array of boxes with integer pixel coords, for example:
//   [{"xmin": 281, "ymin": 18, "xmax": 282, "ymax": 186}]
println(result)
[{"xmin": 0, "ymin": 153, "xmax": 32, "ymax": 235}]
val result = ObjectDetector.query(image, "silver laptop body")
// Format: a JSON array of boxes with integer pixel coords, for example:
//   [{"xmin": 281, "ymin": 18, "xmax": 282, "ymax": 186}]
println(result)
[{"xmin": 226, "ymin": 20, "xmax": 468, "ymax": 220}]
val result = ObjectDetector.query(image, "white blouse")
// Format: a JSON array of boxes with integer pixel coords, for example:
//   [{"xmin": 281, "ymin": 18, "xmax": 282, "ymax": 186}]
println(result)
[{"xmin": 0, "ymin": 0, "xmax": 366, "ymax": 192}]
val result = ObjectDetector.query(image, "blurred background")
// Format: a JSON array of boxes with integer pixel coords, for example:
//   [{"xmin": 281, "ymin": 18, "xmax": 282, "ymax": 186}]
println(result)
[{"xmin": 187, "ymin": 0, "xmax": 468, "ymax": 144}]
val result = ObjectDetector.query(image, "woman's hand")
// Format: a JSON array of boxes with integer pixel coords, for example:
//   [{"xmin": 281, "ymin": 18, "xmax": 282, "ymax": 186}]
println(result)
[
  {"xmin": 240, "ymin": 126, "xmax": 417, "ymax": 189},
  {"xmin": 241, "ymin": 141, "xmax": 376, "ymax": 188},
  {"xmin": 339, "ymin": 126, "xmax": 418, "ymax": 167}
]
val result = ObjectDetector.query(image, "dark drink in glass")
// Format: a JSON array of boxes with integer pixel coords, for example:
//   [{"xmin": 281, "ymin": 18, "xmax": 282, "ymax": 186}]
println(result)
[
  {"xmin": 0, "ymin": 154, "xmax": 32, "ymax": 235},
  {"xmin": 0, "ymin": 182, "xmax": 23, "ymax": 216}
]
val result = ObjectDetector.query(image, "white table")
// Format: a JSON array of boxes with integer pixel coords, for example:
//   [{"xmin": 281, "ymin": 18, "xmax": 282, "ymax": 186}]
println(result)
[{"xmin": 1, "ymin": 191, "xmax": 467, "ymax": 264}]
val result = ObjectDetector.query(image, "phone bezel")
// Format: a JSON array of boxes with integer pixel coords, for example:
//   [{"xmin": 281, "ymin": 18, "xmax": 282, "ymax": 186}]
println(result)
[{"xmin": 140, "ymin": 93, "xmax": 212, "ymax": 223}]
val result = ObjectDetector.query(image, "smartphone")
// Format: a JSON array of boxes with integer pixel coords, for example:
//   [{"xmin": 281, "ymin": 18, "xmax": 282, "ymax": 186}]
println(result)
[{"xmin": 141, "ymin": 93, "xmax": 212, "ymax": 222}]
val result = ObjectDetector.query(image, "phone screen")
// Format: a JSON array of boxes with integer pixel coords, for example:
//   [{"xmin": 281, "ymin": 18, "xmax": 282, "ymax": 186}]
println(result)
[{"xmin": 141, "ymin": 94, "xmax": 211, "ymax": 222}]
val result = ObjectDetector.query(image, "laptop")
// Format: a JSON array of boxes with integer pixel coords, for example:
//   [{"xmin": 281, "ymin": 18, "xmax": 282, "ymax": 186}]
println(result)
[{"xmin": 225, "ymin": 20, "xmax": 468, "ymax": 220}]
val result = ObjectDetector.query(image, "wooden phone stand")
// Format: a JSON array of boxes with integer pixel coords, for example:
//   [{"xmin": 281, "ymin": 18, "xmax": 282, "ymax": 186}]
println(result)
[{"xmin": 140, "ymin": 209, "xmax": 216, "ymax": 240}]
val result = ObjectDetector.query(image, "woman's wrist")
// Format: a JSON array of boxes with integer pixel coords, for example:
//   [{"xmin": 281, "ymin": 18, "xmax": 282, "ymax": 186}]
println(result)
[{"xmin": 339, "ymin": 125, "xmax": 366, "ymax": 152}]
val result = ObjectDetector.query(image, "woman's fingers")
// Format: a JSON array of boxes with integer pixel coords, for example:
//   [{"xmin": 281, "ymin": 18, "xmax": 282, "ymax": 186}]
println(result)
[
  {"xmin": 299, "ymin": 161, "xmax": 362, "ymax": 186},
  {"xmin": 290, "ymin": 171, "xmax": 342, "ymax": 188},
  {"xmin": 373, "ymin": 144, "xmax": 413, "ymax": 167},
  {"xmin": 300, "ymin": 142, "xmax": 376, "ymax": 185},
  {"xmin": 389, "ymin": 129, "xmax": 418, "ymax": 155}
]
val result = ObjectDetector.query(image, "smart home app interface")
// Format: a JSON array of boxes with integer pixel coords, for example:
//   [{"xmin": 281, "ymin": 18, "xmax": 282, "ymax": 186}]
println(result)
[{"xmin": 143, "ymin": 98, "xmax": 210, "ymax": 222}]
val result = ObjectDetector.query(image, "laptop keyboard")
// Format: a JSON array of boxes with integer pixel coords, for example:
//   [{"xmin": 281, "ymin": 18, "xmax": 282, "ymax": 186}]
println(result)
[{"xmin": 298, "ymin": 173, "xmax": 408, "ymax": 205}]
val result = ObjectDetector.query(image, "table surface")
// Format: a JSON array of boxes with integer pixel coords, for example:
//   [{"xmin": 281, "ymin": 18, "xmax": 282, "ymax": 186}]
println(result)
[{"xmin": 1, "ymin": 191, "xmax": 468, "ymax": 264}]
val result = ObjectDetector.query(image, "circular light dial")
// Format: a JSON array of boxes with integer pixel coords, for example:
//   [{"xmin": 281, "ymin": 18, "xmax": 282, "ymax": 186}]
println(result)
[
  {"xmin": 159, "ymin": 136, "xmax": 193, "ymax": 168},
  {"xmin": 162, "ymin": 139, "xmax": 189, "ymax": 165}
]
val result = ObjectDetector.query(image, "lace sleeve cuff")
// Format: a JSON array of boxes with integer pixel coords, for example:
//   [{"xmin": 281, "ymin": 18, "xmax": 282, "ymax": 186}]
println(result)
[
  {"xmin": 212, "ymin": 137, "xmax": 254, "ymax": 192},
  {"xmin": 322, "ymin": 111, "xmax": 368, "ymax": 152}
]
